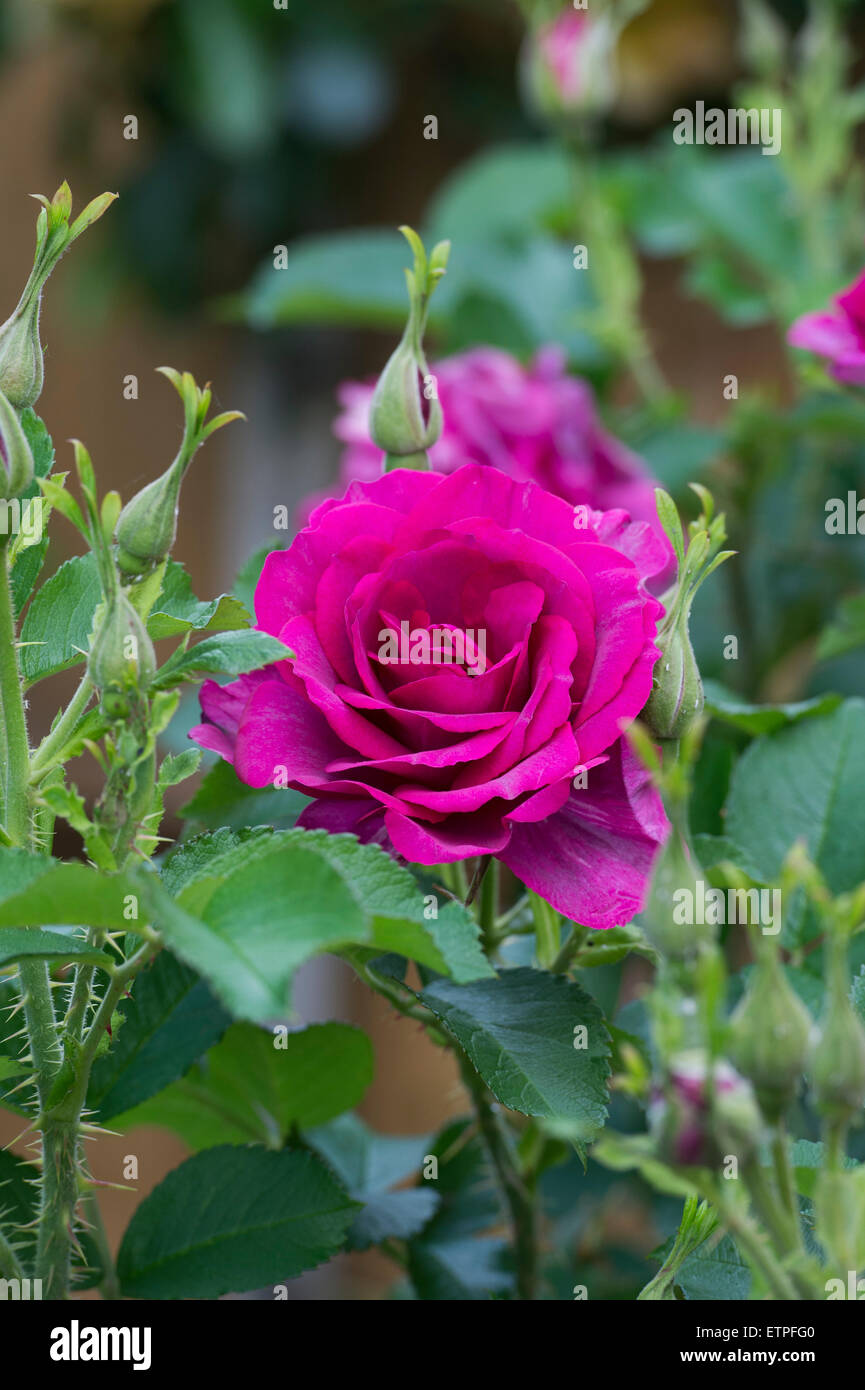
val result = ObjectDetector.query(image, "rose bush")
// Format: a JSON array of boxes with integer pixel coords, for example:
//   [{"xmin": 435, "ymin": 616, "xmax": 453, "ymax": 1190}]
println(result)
[{"xmin": 192, "ymin": 461, "xmax": 670, "ymax": 927}]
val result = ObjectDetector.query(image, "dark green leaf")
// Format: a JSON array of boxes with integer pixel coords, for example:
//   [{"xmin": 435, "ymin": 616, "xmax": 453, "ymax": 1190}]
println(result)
[
  {"xmin": 152, "ymin": 630, "xmax": 292, "ymax": 689},
  {"xmin": 117, "ymin": 1145, "xmax": 358, "ymax": 1298},
  {"xmin": 0, "ymin": 930, "xmax": 113, "ymax": 971},
  {"xmin": 116, "ymin": 1021, "xmax": 373, "ymax": 1147},
  {"xmin": 421, "ymin": 967, "xmax": 610, "ymax": 1137},
  {"xmin": 87, "ymin": 952, "xmax": 232, "ymax": 1121}
]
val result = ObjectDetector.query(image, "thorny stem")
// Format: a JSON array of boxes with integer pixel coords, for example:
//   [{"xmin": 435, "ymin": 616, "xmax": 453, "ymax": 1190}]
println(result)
[
  {"xmin": 81, "ymin": 1182, "xmax": 121, "ymax": 1300},
  {"xmin": 458, "ymin": 1053, "xmax": 538, "ymax": 1301}
]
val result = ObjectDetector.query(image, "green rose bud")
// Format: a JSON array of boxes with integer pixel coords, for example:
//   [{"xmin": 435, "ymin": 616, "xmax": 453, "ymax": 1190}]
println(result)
[
  {"xmin": 87, "ymin": 587, "xmax": 156, "ymax": 721},
  {"xmin": 642, "ymin": 825, "xmax": 716, "ymax": 961},
  {"xmin": 370, "ymin": 228, "xmax": 449, "ymax": 472},
  {"xmin": 115, "ymin": 467, "xmax": 183, "ymax": 578},
  {"xmin": 810, "ymin": 992, "xmax": 865, "ymax": 1124},
  {"xmin": 0, "ymin": 387, "xmax": 35, "ymax": 502},
  {"xmin": 115, "ymin": 367, "xmax": 243, "ymax": 577},
  {"xmin": 643, "ymin": 608, "xmax": 704, "ymax": 741},
  {"xmin": 729, "ymin": 955, "xmax": 813, "ymax": 1122},
  {"xmin": 0, "ymin": 183, "xmax": 115, "ymax": 410},
  {"xmin": 643, "ymin": 487, "xmax": 734, "ymax": 743}
]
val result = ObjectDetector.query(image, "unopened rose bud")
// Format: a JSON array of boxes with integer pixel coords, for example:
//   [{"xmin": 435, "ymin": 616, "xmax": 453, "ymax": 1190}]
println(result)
[
  {"xmin": 87, "ymin": 588, "xmax": 156, "ymax": 721},
  {"xmin": 729, "ymin": 956, "xmax": 812, "ymax": 1122},
  {"xmin": 643, "ymin": 487, "xmax": 733, "ymax": 743},
  {"xmin": 520, "ymin": 10, "xmax": 618, "ymax": 126},
  {"xmin": 370, "ymin": 228, "xmax": 449, "ymax": 471},
  {"xmin": 0, "ymin": 387, "xmax": 35, "ymax": 502},
  {"xmin": 0, "ymin": 184, "xmax": 115, "ymax": 409},
  {"xmin": 642, "ymin": 825, "xmax": 715, "ymax": 961},
  {"xmin": 643, "ymin": 609, "xmax": 704, "ymax": 741},
  {"xmin": 115, "ymin": 367, "xmax": 244, "ymax": 577},
  {"xmin": 650, "ymin": 1050, "xmax": 761, "ymax": 1167},
  {"xmin": 810, "ymin": 992, "xmax": 865, "ymax": 1124}
]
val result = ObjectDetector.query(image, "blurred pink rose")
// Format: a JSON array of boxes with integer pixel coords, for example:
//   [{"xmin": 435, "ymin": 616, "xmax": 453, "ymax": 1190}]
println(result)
[
  {"xmin": 537, "ymin": 9, "xmax": 591, "ymax": 107},
  {"xmin": 788, "ymin": 269, "xmax": 865, "ymax": 385},
  {"xmin": 315, "ymin": 347, "xmax": 671, "ymax": 573}
]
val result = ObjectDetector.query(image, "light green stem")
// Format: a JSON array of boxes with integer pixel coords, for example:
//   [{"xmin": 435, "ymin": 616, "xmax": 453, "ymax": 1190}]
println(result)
[{"xmin": 29, "ymin": 675, "xmax": 94, "ymax": 780}]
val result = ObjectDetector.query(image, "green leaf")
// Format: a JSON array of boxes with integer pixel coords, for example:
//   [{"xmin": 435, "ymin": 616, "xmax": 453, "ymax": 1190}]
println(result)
[
  {"xmin": 146, "ymin": 560, "xmax": 251, "ymax": 638},
  {"xmin": 87, "ymin": 952, "xmax": 232, "ymax": 1121},
  {"xmin": 242, "ymin": 230, "xmax": 414, "ymax": 331},
  {"xmin": 307, "ymin": 1113, "xmax": 438, "ymax": 1251},
  {"xmin": 654, "ymin": 488, "xmax": 685, "ymax": 565},
  {"xmin": 116, "ymin": 1145, "xmax": 358, "ymax": 1298},
  {"xmin": 178, "ymin": 758, "xmax": 308, "ymax": 832},
  {"xmin": 0, "ymin": 847, "xmax": 141, "ymax": 931},
  {"xmin": 426, "ymin": 143, "xmax": 571, "ymax": 246},
  {"xmin": 724, "ymin": 699, "xmax": 865, "ymax": 898},
  {"xmin": 673, "ymin": 1232, "xmax": 751, "ymax": 1300},
  {"xmin": 142, "ymin": 835, "xmax": 371, "ymax": 1020},
  {"xmin": 421, "ymin": 967, "xmax": 611, "ymax": 1137},
  {"xmin": 10, "ymin": 409, "xmax": 54, "ymax": 616},
  {"xmin": 703, "ymin": 680, "xmax": 842, "ymax": 736},
  {"xmin": 19, "ymin": 552, "xmax": 101, "ymax": 685},
  {"xmin": 0, "ymin": 929, "xmax": 113, "ymax": 971},
  {"xmin": 151, "ymin": 630, "xmax": 292, "ymax": 689},
  {"xmin": 817, "ymin": 595, "xmax": 865, "ymax": 663},
  {"xmin": 306, "ymin": 831, "xmax": 494, "ymax": 983},
  {"xmin": 116, "ymin": 1021, "xmax": 373, "ymax": 1147}
]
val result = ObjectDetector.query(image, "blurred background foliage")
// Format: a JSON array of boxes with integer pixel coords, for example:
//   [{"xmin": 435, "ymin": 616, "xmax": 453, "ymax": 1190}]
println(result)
[{"xmin": 3, "ymin": 0, "xmax": 865, "ymax": 1299}]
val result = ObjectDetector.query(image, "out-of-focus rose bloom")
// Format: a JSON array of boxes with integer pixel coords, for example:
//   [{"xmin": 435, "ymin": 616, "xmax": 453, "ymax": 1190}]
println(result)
[
  {"xmin": 788, "ymin": 269, "xmax": 865, "ymax": 385},
  {"xmin": 650, "ymin": 1051, "xmax": 761, "ymax": 1167},
  {"xmin": 520, "ymin": 8, "xmax": 618, "ymax": 123},
  {"xmin": 320, "ymin": 347, "xmax": 671, "ymax": 574}
]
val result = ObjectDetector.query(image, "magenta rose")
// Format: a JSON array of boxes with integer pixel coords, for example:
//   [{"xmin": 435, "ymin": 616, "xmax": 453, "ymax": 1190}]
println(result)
[
  {"xmin": 191, "ymin": 463, "xmax": 669, "ymax": 928},
  {"xmin": 312, "ymin": 346, "xmax": 673, "ymax": 578},
  {"xmin": 788, "ymin": 267, "xmax": 865, "ymax": 384}
]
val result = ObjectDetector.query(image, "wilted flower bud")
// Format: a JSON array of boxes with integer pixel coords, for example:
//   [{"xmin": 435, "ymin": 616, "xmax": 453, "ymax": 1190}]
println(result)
[
  {"xmin": 115, "ymin": 367, "xmax": 244, "ymax": 577},
  {"xmin": 729, "ymin": 956, "xmax": 812, "ymax": 1122},
  {"xmin": 370, "ymin": 228, "xmax": 449, "ymax": 471},
  {"xmin": 87, "ymin": 588, "xmax": 156, "ymax": 721},
  {"xmin": 650, "ymin": 1050, "xmax": 762, "ymax": 1167},
  {"xmin": 810, "ymin": 992, "xmax": 865, "ymax": 1124},
  {"xmin": 0, "ymin": 184, "xmax": 115, "ymax": 410},
  {"xmin": 0, "ymin": 387, "xmax": 35, "ymax": 501}
]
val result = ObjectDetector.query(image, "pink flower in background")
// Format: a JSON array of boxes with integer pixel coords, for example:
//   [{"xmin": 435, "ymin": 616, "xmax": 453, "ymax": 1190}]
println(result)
[
  {"xmin": 322, "ymin": 347, "xmax": 672, "ymax": 576},
  {"xmin": 788, "ymin": 268, "xmax": 865, "ymax": 384},
  {"xmin": 192, "ymin": 463, "xmax": 669, "ymax": 928},
  {"xmin": 537, "ymin": 9, "xmax": 591, "ymax": 107}
]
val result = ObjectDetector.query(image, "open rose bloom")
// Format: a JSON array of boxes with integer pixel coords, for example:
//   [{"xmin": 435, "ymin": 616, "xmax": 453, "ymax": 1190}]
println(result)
[{"xmin": 192, "ymin": 464, "xmax": 670, "ymax": 928}]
